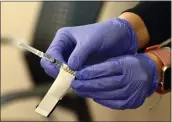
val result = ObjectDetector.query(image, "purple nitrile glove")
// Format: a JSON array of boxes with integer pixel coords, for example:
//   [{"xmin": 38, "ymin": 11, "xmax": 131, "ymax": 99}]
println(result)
[
  {"xmin": 72, "ymin": 54, "xmax": 159, "ymax": 109},
  {"xmin": 41, "ymin": 18, "xmax": 138, "ymax": 78}
]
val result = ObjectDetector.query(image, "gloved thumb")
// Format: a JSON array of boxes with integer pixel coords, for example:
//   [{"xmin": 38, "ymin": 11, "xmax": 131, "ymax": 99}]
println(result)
[{"xmin": 68, "ymin": 44, "xmax": 90, "ymax": 71}]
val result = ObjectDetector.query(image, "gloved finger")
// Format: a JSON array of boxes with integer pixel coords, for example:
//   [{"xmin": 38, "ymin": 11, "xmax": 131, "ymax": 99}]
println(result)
[
  {"xmin": 41, "ymin": 59, "xmax": 60, "ymax": 79},
  {"xmin": 68, "ymin": 44, "xmax": 91, "ymax": 71},
  {"xmin": 46, "ymin": 40, "xmax": 67, "ymax": 64},
  {"xmin": 75, "ymin": 84, "xmax": 130, "ymax": 100},
  {"xmin": 44, "ymin": 68, "xmax": 58, "ymax": 79},
  {"xmin": 76, "ymin": 59, "xmax": 123, "ymax": 80},
  {"xmin": 46, "ymin": 27, "xmax": 76, "ymax": 63},
  {"xmin": 71, "ymin": 75, "xmax": 125, "ymax": 92},
  {"xmin": 40, "ymin": 41, "xmax": 65, "ymax": 78},
  {"xmin": 93, "ymin": 99, "xmax": 129, "ymax": 110},
  {"xmin": 41, "ymin": 30, "xmax": 75, "ymax": 78},
  {"xmin": 94, "ymin": 88, "xmax": 146, "ymax": 109}
]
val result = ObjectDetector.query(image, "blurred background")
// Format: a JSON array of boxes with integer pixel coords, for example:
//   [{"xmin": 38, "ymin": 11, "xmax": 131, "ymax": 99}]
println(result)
[{"xmin": 1, "ymin": 1, "xmax": 170, "ymax": 121}]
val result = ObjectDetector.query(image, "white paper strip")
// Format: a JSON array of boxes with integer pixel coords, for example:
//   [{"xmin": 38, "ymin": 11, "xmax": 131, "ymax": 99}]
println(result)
[{"xmin": 35, "ymin": 66, "xmax": 75, "ymax": 117}]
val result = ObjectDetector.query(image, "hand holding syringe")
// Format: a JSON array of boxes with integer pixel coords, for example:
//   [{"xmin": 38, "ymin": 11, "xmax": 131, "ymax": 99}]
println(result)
[{"xmin": 10, "ymin": 40, "xmax": 76, "ymax": 117}]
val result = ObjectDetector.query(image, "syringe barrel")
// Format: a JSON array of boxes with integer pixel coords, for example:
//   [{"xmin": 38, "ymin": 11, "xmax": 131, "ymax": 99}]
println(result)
[{"xmin": 18, "ymin": 42, "xmax": 43, "ymax": 57}]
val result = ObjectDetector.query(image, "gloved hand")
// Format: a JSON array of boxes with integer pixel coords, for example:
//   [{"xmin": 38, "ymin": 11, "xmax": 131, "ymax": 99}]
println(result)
[
  {"xmin": 71, "ymin": 54, "xmax": 159, "ymax": 109},
  {"xmin": 41, "ymin": 18, "xmax": 138, "ymax": 78}
]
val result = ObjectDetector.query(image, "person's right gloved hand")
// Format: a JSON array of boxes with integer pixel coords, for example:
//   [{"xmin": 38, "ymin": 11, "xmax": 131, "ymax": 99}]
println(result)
[
  {"xmin": 41, "ymin": 18, "xmax": 138, "ymax": 78},
  {"xmin": 71, "ymin": 54, "xmax": 159, "ymax": 109}
]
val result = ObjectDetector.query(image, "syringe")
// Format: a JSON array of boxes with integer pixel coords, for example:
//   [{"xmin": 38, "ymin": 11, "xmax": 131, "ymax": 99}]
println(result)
[
  {"xmin": 15, "ymin": 41, "xmax": 75, "ymax": 75},
  {"xmin": 18, "ymin": 42, "xmax": 63, "ymax": 67}
]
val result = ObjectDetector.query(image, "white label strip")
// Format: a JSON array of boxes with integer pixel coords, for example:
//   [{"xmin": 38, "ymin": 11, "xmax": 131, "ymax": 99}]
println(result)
[{"xmin": 35, "ymin": 66, "xmax": 75, "ymax": 117}]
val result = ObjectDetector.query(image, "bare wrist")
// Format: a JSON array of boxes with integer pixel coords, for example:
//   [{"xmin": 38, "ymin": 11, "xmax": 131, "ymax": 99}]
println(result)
[{"xmin": 119, "ymin": 12, "xmax": 150, "ymax": 49}]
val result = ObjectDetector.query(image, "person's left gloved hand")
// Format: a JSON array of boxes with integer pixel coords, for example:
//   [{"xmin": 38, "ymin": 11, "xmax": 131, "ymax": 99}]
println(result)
[
  {"xmin": 40, "ymin": 18, "xmax": 138, "ymax": 79},
  {"xmin": 71, "ymin": 54, "xmax": 159, "ymax": 109}
]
